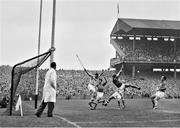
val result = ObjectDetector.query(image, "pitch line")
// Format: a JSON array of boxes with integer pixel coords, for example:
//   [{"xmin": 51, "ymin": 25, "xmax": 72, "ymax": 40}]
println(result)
[
  {"xmin": 25, "ymin": 102, "xmax": 81, "ymax": 128},
  {"xmin": 23, "ymin": 102, "xmax": 180, "ymax": 126},
  {"xmin": 156, "ymin": 110, "xmax": 180, "ymax": 114},
  {"xmin": 55, "ymin": 114, "xmax": 81, "ymax": 128},
  {"xmin": 74, "ymin": 119, "xmax": 180, "ymax": 124}
]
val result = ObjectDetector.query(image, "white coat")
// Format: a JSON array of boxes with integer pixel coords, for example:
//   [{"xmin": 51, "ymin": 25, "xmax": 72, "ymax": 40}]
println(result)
[{"xmin": 42, "ymin": 68, "xmax": 57, "ymax": 102}]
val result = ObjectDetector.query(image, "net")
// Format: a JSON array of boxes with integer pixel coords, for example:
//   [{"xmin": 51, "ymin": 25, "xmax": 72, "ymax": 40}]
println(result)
[{"xmin": 7, "ymin": 47, "xmax": 55, "ymax": 115}]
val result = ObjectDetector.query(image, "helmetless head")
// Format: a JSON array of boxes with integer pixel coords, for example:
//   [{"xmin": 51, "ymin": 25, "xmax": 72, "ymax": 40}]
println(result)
[
  {"xmin": 95, "ymin": 73, "xmax": 99, "ymax": 79},
  {"xmin": 50, "ymin": 62, "xmax": 56, "ymax": 69},
  {"xmin": 161, "ymin": 76, "xmax": 167, "ymax": 81}
]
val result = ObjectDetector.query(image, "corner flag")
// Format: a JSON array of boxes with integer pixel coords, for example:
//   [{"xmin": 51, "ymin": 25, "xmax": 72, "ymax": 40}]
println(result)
[{"xmin": 15, "ymin": 95, "xmax": 23, "ymax": 116}]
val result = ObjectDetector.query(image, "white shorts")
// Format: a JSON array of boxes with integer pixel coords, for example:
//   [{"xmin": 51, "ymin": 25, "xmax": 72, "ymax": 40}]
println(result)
[
  {"xmin": 96, "ymin": 92, "xmax": 104, "ymax": 99},
  {"xmin": 111, "ymin": 91, "xmax": 123, "ymax": 99},
  {"xmin": 155, "ymin": 91, "xmax": 165, "ymax": 99},
  {"xmin": 88, "ymin": 83, "xmax": 96, "ymax": 93}
]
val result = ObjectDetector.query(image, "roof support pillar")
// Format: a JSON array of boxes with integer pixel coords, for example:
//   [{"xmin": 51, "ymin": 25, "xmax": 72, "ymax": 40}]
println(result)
[
  {"xmin": 133, "ymin": 37, "xmax": 136, "ymax": 61},
  {"xmin": 174, "ymin": 38, "xmax": 177, "ymax": 61},
  {"xmin": 132, "ymin": 65, "xmax": 136, "ymax": 78},
  {"xmin": 131, "ymin": 37, "xmax": 136, "ymax": 78},
  {"xmin": 174, "ymin": 65, "xmax": 177, "ymax": 80}
]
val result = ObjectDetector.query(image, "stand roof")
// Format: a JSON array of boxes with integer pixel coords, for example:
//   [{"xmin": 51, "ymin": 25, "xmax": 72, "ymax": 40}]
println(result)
[{"xmin": 111, "ymin": 18, "xmax": 180, "ymax": 37}]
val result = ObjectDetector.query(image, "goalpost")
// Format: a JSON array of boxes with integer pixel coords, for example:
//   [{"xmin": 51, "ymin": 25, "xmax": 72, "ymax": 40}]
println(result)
[
  {"xmin": 34, "ymin": 0, "xmax": 56, "ymax": 108},
  {"xmin": 9, "ymin": 47, "xmax": 55, "ymax": 116}
]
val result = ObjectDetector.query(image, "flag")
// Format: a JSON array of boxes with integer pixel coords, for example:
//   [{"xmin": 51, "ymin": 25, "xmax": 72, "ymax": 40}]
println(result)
[
  {"xmin": 117, "ymin": 3, "xmax": 119, "ymax": 17},
  {"xmin": 15, "ymin": 95, "xmax": 23, "ymax": 116}
]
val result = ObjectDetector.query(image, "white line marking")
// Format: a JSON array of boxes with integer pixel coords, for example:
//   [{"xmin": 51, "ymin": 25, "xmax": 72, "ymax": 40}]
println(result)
[
  {"xmin": 158, "ymin": 110, "xmax": 180, "ymax": 114},
  {"xmin": 101, "ymin": 106, "xmax": 123, "ymax": 110},
  {"xmin": 150, "ymin": 108, "xmax": 180, "ymax": 114},
  {"xmin": 25, "ymin": 102, "xmax": 81, "ymax": 128},
  {"xmin": 74, "ymin": 119, "xmax": 180, "ymax": 124},
  {"xmin": 25, "ymin": 102, "xmax": 180, "ymax": 126},
  {"xmin": 55, "ymin": 114, "xmax": 81, "ymax": 128}
]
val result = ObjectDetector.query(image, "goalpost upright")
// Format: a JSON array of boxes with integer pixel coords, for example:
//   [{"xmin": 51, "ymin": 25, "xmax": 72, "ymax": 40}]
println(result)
[
  {"xmin": 35, "ymin": 0, "xmax": 43, "ymax": 109},
  {"xmin": 35, "ymin": 0, "xmax": 56, "ymax": 108},
  {"xmin": 50, "ymin": 0, "xmax": 56, "ymax": 63}
]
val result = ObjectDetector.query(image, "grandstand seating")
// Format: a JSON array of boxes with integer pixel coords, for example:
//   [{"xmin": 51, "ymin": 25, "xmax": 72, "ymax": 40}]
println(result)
[{"xmin": 113, "ymin": 39, "xmax": 180, "ymax": 62}]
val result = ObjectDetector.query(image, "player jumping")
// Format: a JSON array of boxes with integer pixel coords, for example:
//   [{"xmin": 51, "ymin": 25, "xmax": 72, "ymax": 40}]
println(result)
[
  {"xmin": 103, "ymin": 65, "xmax": 141, "ymax": 109},
  {"xmin": 84, "ymin": 69, "xmax": 101, "ymax": 109},
  {"xmin": 151, "ymin": 76, "xmax": 167, "ymax": 109},
  {"xmin": 90, "ymin": 77, "xmax": 108, "ymax": 110}
]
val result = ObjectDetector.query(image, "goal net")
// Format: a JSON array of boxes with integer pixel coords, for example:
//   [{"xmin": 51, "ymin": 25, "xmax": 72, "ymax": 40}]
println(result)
[{"xmin": 7, "ymin": 47, "xmax": 55, "ymax": 115}]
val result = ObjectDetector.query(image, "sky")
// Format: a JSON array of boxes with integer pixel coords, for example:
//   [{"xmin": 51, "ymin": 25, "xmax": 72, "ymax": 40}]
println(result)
[{"xmin": 1, "ymin": 0, "xmax": 180, "ymax": 70}]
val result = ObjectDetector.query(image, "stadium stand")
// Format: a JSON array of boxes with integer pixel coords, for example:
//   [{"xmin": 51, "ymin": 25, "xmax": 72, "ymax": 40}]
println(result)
[
  {"xmin": 110, "ymin": 18, "xmax": 180, "ymax": 91},
  {"xmin": 0, "ymin": 66, "xmax": 180, "ymax": 101}
]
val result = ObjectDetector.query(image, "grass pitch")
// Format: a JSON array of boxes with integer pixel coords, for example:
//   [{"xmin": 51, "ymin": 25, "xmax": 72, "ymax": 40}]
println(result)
[{"xmin": 0, "ymin": 99, "xmax": 180, "ymax": 127}]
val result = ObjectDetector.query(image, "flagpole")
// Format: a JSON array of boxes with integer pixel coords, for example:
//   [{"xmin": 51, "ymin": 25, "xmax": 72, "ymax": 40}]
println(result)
[
  {"xmin": 50, "ymin": 0, "xmax": 56, "ymax": 63},
  {"xmin": 117, "ymin": 2, "xmax": 119, "ymax": 19},
  {"xmin": 15, "ymin": 95, "xmax": 23, "ymax": 116},
  {"xmin": 35, "ymin": 0, "xmax": 43, "ymax": 109},
  {"xmin": 19, "ymin": 95, "xmax": 23, "ymax": 116}
]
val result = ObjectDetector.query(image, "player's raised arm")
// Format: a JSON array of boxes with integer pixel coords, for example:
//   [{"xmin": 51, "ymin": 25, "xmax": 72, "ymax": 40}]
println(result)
[
  {"xmin": 116, "ymin": 67, "xmax": 123, "ymax": 78},
  {"xmin": 116, "ymin": 69, "xmax": 122, "ymax": 78},
  {"xmin": 125, "ymin": 84, "xmax": 141, "ymax": 90},
  {"xmin": 103, "ymin": 77, "xmax": 108, "ymax": 86},
  {"xmin": 115, "ymin": 62, "xmax": 124, "ymax": 78}
]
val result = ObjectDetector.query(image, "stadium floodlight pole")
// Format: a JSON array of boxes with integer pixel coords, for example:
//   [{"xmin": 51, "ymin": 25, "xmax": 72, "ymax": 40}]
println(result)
[
  {"xmin": 50, "ymin": 0, "xmax": 56, "ymax": 63},
  {"xmin": 35, "ymin": 0, "xmax": 43, "ymax": 109}
]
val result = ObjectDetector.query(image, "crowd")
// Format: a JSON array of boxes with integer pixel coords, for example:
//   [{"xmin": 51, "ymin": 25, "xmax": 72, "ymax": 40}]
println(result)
[
  {"xmin": 115, "ymin": 39, "xmax": 180, "ymax": 62},
  {"xmin": 0, "ymin": 65, "xmax": 180, "ymax": 103}
]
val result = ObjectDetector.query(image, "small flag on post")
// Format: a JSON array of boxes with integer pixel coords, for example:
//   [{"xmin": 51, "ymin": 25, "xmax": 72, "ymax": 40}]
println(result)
[
  {"xmin": 117, "ymin": 3, "xmax": 119, "ymax": 18},
  {"xmin": 15, "ymin": 95, "xmax": 23, "ymax": 116}
]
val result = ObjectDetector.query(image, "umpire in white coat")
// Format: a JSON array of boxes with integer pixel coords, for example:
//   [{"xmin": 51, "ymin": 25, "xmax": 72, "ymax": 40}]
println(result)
[{"xmin": 35, "ymin": 62, "xmax": 57, "ymax": 117}]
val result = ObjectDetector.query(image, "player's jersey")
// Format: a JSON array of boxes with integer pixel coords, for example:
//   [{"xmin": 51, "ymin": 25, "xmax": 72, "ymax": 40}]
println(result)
[
  {"xmin": 113, "ymin": 78, "xmax": 122, "ymax": 88},
  {"xmin": 111, "ymin": 83, "xmax": 126, "ymax": 99},
  {"xmin": 97, "ymin": 85, "xmax": 104, "ymax": 92},
  {"xmin": 89, "ymin": 78, "xmax": 98, "ymax": 86},
  {"xmin": 97, "ymin": 80, "xmax": 106, "ymax": 92},
  {"xmin": 158, "ymin": 81, "xmax": 166, "ymax": 92},
  {"xmin": 117, "ymin": 83, "xmax": 126, "ymax": 94}
]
